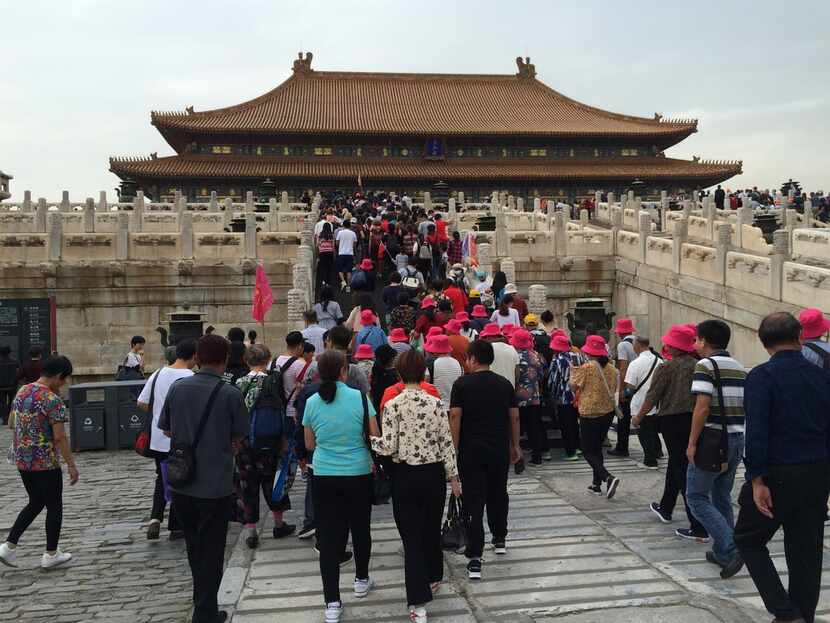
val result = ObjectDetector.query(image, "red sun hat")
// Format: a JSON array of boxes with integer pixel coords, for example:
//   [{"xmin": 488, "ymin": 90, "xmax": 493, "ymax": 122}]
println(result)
[
  {"xmin": 359, "ymin": 258, "xmax": 374, "ymax": 271},
  {"xmin": 360, "ymin": 309, "xmax": 376, "ymax": 326},
  {"xmin": 614, "ymin": 318, "xmax": 635, "ymax": 335},
  {"xmin": 510, "ymin": 329, "xmax": 534, "ymax": 350},
  {"xmin": 388, "ymin": 328, "xmax": 408, "ymax": 343},
  {"xmin": 445, "ymin": 319, "xmax": 462, "ymax": 335},
  {"xmin": 420, "ymin": 297, "xmax": 437, "ymax": 310},
  {"xmin": 501, "ymin": 324, "xmax": 517, "ymax": 337},
  {"xmin": 471, "ymin": 304, "xmax": 488, "ymax": 318},
  {"xmin": 800, "ymin": 308, "xmax": 830, "ymax": 339},
  {"xmin": 427, "ymin": 326, "xmax": 444, "ymax": 337},
  {"xmin": 424, "ymin": 334, "xmax": 453, "ymax": 354},
  {"xmin": 550, "ymin": 335, "xmax": 571, "ymax": 352},
  {"xmin": 661, "ymin": 325, "xmax": 697, "ymax": 353},
  {"xmin": 455, "ymin": 311, "xmax": 470, "ymax": 323},
  {"xmin": 581, "ymin": 334, "xmax": 609, "ymax": 357},
  {"xmin": 354, "ymin": 343, "xmax": 375, "ymax": 360},
  {"xmin": 479, "ymin": 323, "xmax": 502, "ymax": 338}
]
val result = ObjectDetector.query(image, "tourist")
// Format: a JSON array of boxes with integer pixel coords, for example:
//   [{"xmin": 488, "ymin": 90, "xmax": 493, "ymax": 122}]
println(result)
[
  {"xmin": 326, "ymin": 326, "xmax": 370, "ymax": 394},
  {"xmin": 608, "ymin": 318, "xmax": 636, "ymax": 458},
  {"xmin": 387, "ymin": 327, "xmax": 412, "ymax": 355},
  {"xmin": 381, "ymin": 272, "xmax": 404, "ymax": 322},
  {"xmin": 735, "ymin": 312, "xmax": 830, "ymax": 622},
  {"xmin": 0, "ymin": 356, "xmax": 78, "ymax": 569},
  {"xmin": 413, "ymin": 297, "xmax": 445, "ymax": 339},
  {"xmin": 343, "ymin": 295, "xmax": 380, "ymax": 333},
  {"xmin": 0, "ymin": 345, "xmax": 17, "ymax": 425},
  {"xmin": 623, "ymin": 336, "xmax": 663, "ymax": 467},
  {"xmin": 314, "ymin": 285, "xmax": 344, "ymax": 330},
  {"xmin": 336, "ymin": 219, "xmax": 358, "ymax": 292},
  {"xmin": 633, "ymin": 325, "xmax": 708, "ymax": 539},
  {"xmin": 350, "ymin": 258, "xmax": 376, "ymax": 295},
  {"xmin": 370, "ymin": 344, "xmax": 399, "ymax": 413},
  {"xmin": 444, "ymin": 319, "xmax": 470, "ymax": 369},
  {"xmin": 539, "ymin": 310, "xmax": 557, "ymax": 335},
  {"xmin": 354, "ymin": 309, "xmax": 387, "ymax": 355},
  {"xmin": 490, "ymin": 271, "xmax": 508, "ymax": 305},
  {"xmin": 415, "ymin": 232, "xmax": 434, "ymax": 280},
  {"xmin": 16, "ymin": 345, "xmax": 44, "ymax": 386},
  {"xmin": 303, "ymin": 350, "xmax": 380, "ymax": 622},
  {"xmin": 158, "ymin": 335, "xmax": 249, "ymax": 623},
  {"xmin": 547, "ymin": 334, "xmax": 582, "ymax": 461},
  {"xmin": 443, "ymin": 277, "xmax": 467, "ymax": 314},
  {"xmin": 479, "ymin": 323, "xmax": 520, "ymax": 388},
  {"xmin": 137, "ymin": 338, "xmax": 197, "ymax": 541},
  {"xmin": 390, "ymin": 291, "xmax": 417, "ymax": 335},
  {"xmin": 371, "ymin": 349, "xmax": 460, "ymax": 623},
  {"xmin": 117, "ymin": 335, "xmax": 145, "ymax": 380},
  {"xmin": 687, "ymin": 320, "xmax": 746, "ymax": 574},
  {"xmin": 799, "ymin": 307, "xmax": 830, "ymax": 369},
  {"xmin": 447, "ymin": 230, "xmax": 463, "ymax": 266},
  {"xmin": 525, "ymin": 314, "xmax": 552, "ymax": 364},
  {"xmin": 450, "ymin": 340, "xmax": 520, "ymax": 580},
  {"xmin": 512, "ymin": 329, "xmax": 547, "ymax": 465},
  {"xmin": 400, "ymin": 254, "xmax": 425, "ymax": 290},
  {"xmin": 302, "ymin": 310, "xmax": 327, "ymax": 355},
  {"xmin": 502, "ymin": 284, "xmax": 528, "ymax": 322},
  {"xmin": 470, "ymin": 304, "xmax": 489, "ymax": 333},
  {"xmin": 316, "ymin": 221, "xmax": 336, "ymax": 288},
  {"xmin": 353, "ymin": 343, "xmax": 375, "ymax": 382},
  {"xmin": 569, "ymin": 335, "xmax": 621, "ymax": 498},
  {"xmin": 455, "ymin": 311, "xmax": 478, "ymax": 342},
  {"xmin": 424, "ymin": 334, "xmax": 463, "ymax": 407},
  {"xmin": 490, "ymin": 294, "xmax": 520, "ymax": 328},
  {"xmin": 297, "ymin": 341, "xmax": 317, "ymax": 386},
  {"xmin": 236, "ymin": 344, "xmax": 296, "ymax": 549},
  {"xmin": 224, "ymin": 338, "xmax": 249, "ymax": 386}
]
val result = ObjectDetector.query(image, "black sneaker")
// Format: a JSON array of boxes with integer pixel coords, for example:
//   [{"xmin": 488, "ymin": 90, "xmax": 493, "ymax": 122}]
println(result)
[
  {"xmin": 467, "ymin": 559, "xmax": 482, "ymax": 580},
  {"xmin": 705, "ymin": 551, "xmax": 725, "ymax": 568},
  {"xmin": 529, "ymin": 456, "xmax": 543, "ymax": 466},
  {"xmin": 245, "ymin": 534, "xmax": 259, "ymax": 549},
  {"xmin": 643, "ymin": 459, "xmax": 659, "ymax": 468},
  {"xmin": 216, "ymin": 611, "xmax": 228, "ymax": 623},
  {"xmin": 675, "ymin": 528, "xmax": 710, "ymax": 542},
  {"xmin": 273, "ymin": 523, "xmax": 296, "ymax": 539},
  {"xmin": 649, "ymin": 502, "xmax": 672, "ymax": 524},
  {"xmin": 605, "ymin": 476, "xmax": 620, "ymax": 499},
  {"xmin": 587, "ymin": 484, "xmax": 603, "ymax": 496},
  {"xmin": 146, "ymin": 521, "xmax": 160, "ymax": 541},
  {"xmin": 314, "ymin": 543, "xmax": 354, "ymax": 567},
  {"xmin": 607, "ymin": 448, "xmax": 629, "ymax": 457},
  {"xmin": 720, "ymin": 554, "xmax": 744, "ymax": 579},
  {"xmin": 297, "ymin": 526, "xmax": 316, "ymax": 540}
]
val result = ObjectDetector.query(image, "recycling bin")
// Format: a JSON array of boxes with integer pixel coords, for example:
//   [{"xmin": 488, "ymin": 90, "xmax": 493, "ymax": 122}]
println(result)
[{"xmin": 69, "ymin": 380, "xmax": 146, "ymax": 451}]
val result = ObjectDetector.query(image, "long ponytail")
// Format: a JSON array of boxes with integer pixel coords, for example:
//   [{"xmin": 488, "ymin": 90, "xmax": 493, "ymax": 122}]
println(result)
[{"xmin": 317, "ymin": 350, "xmax": 346, "ymax": 403}]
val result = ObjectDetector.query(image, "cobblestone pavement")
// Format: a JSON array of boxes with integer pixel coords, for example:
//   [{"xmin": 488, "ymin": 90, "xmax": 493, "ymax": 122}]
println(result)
[{"xmin": 0, "ymin": 426, "xmax": 239, "ymax": 623}]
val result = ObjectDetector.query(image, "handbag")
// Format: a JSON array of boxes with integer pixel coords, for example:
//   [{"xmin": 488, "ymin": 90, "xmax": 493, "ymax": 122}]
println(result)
[
  {"xmin": 441, "ymin": 495, "xmax": 467, "ymax": 552},
  {"xmin": 694, "ymin": 358, "xmax": 730, "ymax": 473},
  {"xmin": 166, "ymin": 380, "xmax": 224, "ymax": 488},
  {"xmin": 133, "ymin": 371, "xmax": 160, "ymax": 457},
  {"xmin": 361, "ymin": 392, "xmax": 393, "ymax": 505}
]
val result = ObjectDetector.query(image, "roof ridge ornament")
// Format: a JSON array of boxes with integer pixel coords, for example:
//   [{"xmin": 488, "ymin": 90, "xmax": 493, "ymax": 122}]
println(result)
[
  {"xmin": 293, "ymin": 51, "xmax": 314, "ymax": 75},
  {"xmin": 515, "ymin": 56, "xmax": 536, "ymax": 79}
]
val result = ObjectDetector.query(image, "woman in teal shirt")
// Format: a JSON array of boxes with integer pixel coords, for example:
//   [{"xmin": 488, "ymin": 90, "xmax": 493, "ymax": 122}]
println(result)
[{"xmin": 303, "ymin": 350, "xmax": 380, "ymax": 623}]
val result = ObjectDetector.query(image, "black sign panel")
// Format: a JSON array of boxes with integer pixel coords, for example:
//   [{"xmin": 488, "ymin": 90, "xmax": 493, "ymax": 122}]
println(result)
[{"xmin": 0, "ymin": 298, "xmax": 55, "ymax": 360}]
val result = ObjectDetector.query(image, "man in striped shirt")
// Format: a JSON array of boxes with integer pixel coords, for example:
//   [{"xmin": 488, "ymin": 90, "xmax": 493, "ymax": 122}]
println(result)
[{"xmin": 686, "ymin": 319, "xmax": 746, "ymax": 579}]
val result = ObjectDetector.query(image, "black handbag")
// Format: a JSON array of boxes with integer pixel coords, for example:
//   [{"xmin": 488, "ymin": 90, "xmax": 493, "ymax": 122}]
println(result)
[
  {"xmin": 694, "ymin": 357, "xmax": 729, "ymax": 473},
  {"xmin": 167, "ymin": 380, "xmax": 224, "ymax": 488},
  {"xmin": 361, "ymin": 392, "xmax": 393, "ymax": 505},
  {"xmin": 441, "ymin": 495, "xmax": 467, "ymax": 552}
]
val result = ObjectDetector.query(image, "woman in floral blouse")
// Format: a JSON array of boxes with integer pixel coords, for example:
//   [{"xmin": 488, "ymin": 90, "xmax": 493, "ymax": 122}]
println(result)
[
  {"xmin": 371, "ymin": 349, "xmax": 461, "ymax": 623},
  {"xmin": 511, "ymin": 329, "xmax": 548, "ymax": 465}
]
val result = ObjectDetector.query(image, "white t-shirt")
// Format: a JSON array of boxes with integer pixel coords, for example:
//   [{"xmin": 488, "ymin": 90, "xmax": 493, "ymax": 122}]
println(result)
[
  {"xmin": 616, "ymin": 337, "xmax": 636, "ymax": 363},
  {"xmin": 124, "ymin": 351, "xmax": 143, "ymax": 368},
  {"xmin": 490, "ymin": 342, "xmax": 520, "ymax": 388},
  {"xmin": 428, "ymin": 355, "xmax": 464, "ymax": 406},
  {"xmin": 336, "ymin": 228, "xmax": 357, "ymax": 256},
  {"xmin": 137, "ymin": 366, "xmax": 194, "ymax": 452},
  {"xmin": 274, "ymin": 355, "xmax": 307, "ymax": 421},
  {"xmin": 624, "ymin": 350, "xmax": 662, "ymax": 417},
  {"xmin": 490, "ymin": 308, "xmax": 520, "ymax": 328},
  {"xmin": 302, "ymin": 324, "xmax": 326, "ymax": 355}
]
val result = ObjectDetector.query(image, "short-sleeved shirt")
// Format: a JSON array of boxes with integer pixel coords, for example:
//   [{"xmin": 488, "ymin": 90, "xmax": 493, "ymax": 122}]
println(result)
[
  {"xmin": 12, "ymin": 383, "xmax": 68, "ymax": 471},
  {"xmin": 428, "ymin": 356, "xmax": 464, "ymax": 406},
  {"xmin": 515, "ymin": 348, "xmax": 545, "ymax": 407},
  {"xmin": 616, "ymin": 337, "xmax": 636, "ymax": 364},
  {"xmin": 624, "ymin": 350, "xmax": 662, "ymax": 417},
  {"xmin": 644, "ymin": 353, "xmax": 697, "ymax": 416},
  {"xmin": 691, "ymin": 352, "xmax": 746, "ymax": 433},
  {"xmin": 158, "ymin": 369, "xmax": 249, "ymax": 499},
  {"xmin": 490, "ymin": 308, "xmax": 520, "ymax": 328},
  {"xmin": 137, "ymin": 366, "xmax": 195, "ymax": 452},
  {"xmin": 124, "ymin": 351, "xmax": 143, "ymax": 368},
  {"xmin": 302, "ymin": 382, "xmax": 374, "ymax": 476},
  {"xmin": 273, "ymin": 355, "xmax": 307, "ymax": 421},
  {"xmin": 490, "ymin": 341, "xmax": 521, "ymax": 388},
  {"xmin": 450, "ymin": 370, "xmax": 518, "ymax": 458},
  {"xmin": 336, "ymin": 228, "xmax": 357, "ymax": 256},
  {"xmin": 302, "ymin": 324, "xmax": 327, "ymax": 355},
  {"xmin": 313, "ymin": 301, "xmax": 342, "ymax": 330}
]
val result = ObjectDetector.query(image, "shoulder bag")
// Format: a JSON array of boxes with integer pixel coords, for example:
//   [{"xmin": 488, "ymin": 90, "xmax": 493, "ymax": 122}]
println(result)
[
  {"xmin": 133, "ymin": 371, "xmax": 160, "ymax": 458},
  {"xmin": 361, "ymin": 392, "xmax": 392, "ymax": 505},
  {"xmin": 166, "ymin": 380, "xmax": 225, "ymax": 488},
  {"xmin": 694, "ymin": 357, "xmax": 729, "ymax": 473}
]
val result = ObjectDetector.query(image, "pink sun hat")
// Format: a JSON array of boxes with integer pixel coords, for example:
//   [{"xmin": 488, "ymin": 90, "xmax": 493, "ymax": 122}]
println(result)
[
  {"xmin": 501, "ymin": 324, "xmax": 517, "ymax": 337},
  {"xmin": 661, "ymin": 325, "xmax": 696, "ymax": 353},
  {"xmin": 800, "ymin": 308, "xmax": 830, "ymax": 339},
  {"xmin": 427, "ymin": 326, "xmax": 444, "ymax": 338},
  {"xmin": 614, "ymin": 318, "xmax": 635, "ymax": 335},
  {"xmin": 354, "ymin": 343, "xmax": 375, "ymax": 360},
  {"xmin": 455, "ymin": 311, "xmax": 470, "ymax": 323},
  {"xmin": 550, "ymin": 335, "xmax": 571, "ymax": 352},
  {"xmin": 471, "ymin": 305, "xmax": 488, "ymax": 318},
  {"xmin": 360, "ymin": 309, "xmax": 376, "ymax": 326},
  {"xmin": 510, "ymin": 329, "xmax": 534, "ymax": 350},
  {"xmin": 479, "ymin": 323, "xmax": 502, "ymax": 338},
  {"xmin": 445, "ymin": 319, "xmax": 462, "ymax": 335},
  {"xmin": 424, "ymin": 334, "xmax": 453, "ymax": 354},
  {"xmin": 581, "ymin": 334, "xmax": 609, "ymax": 357},
  {"xmin": 388, "ymin": 328, "xmax": 408, "ymax": 343}
]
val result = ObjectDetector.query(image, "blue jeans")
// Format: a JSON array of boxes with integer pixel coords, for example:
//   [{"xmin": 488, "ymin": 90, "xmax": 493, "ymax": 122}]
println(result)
[{"xmin": 687, "ymin": 432, "xmax": 744, "ymax": 563}]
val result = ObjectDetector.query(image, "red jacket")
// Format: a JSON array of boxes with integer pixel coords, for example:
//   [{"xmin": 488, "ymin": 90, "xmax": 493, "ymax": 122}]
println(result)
[{"xmin": 443, "ymin": 286, "xmax": 468, "ymax": 314}]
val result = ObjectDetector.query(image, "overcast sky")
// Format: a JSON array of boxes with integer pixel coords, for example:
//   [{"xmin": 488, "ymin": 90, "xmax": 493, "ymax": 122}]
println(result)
[{"xmin": 2, "ymin": 0, "xmax": 827, "ymax": 201}]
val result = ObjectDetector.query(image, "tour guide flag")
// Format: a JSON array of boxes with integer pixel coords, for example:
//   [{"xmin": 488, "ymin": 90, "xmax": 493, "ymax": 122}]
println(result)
[{"xmin": 252, "ymin": 264, "xmax": 274, "ymax": 323}]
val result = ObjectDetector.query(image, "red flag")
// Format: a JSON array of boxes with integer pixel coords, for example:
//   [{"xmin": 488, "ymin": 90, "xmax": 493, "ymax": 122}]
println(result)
[{"xmin": 252, "ymin": 264, "xmax": 274, "ymax": 323}]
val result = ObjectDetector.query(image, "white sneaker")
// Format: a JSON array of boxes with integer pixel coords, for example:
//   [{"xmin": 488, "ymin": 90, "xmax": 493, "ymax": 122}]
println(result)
[
  {"xmin": 354, "ymin": 576, "xmax": 374, "ymax": 598},
  {"xmin": 493, "ymin": 542, "xmax": 507, "ymax": 555},
  {"xmin": 409, "ymin": 605, "xmax": 428, "ymax": 622},
  {"xmin": 324, "ymin": 601, "xmax": 343, "ymax": 623},
  {"xmin": 0, "ymin": 542, "xmax": 17, "ymax": 567},
  {"xmin": 41, "ymin": 550, "xmax": 72, "ymax": 569}
]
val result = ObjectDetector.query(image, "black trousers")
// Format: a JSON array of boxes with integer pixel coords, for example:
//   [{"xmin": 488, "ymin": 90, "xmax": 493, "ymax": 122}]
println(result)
[
  {"xmin": 735, "ymin": 462, "xmax": 830, "ymax": 623},
  {"xmin": 8, "ymin": 469, "xmax": 63, "ymax": 551},
  {"xmin": 523, "ymin": 405, "xmax": 548, "ymax": 460},
  {"xmin": 0, "ymin": 387, "xmax": 14, "ymax": 424},
  {"xmin": 614, "ymin": 401, "xmax": 631, "ymax": 453},
  {"xmin": 580, "ymin": 414, "xmax": 614, "ymax": 486},
  {"xmin": 459, "ymin": 445, "xmax": 509, "ymax": 559},
  {"xmin": 557, "ymin": 403, "xmax": 580, "ymax": 456},
  {"xmin": 173, "ymin": 493, "xmax": 230, "ymax": 623},
  {"xmin": 313, "ymin": 474, "xmax": 373, "ymax": 604},
  {"xmin": 637, "ymin": 416, "xmax": 663, "ymax": 463},
  {"xmin": 151, "ymin": 453, "xmax": 179, "ymax": 530},
  {"xmin": 659, "ymin": 413, "xmax": 706, "ymax": 534},
  {"xmin": 316, "ymin": 252, "xmax": 334, "ymax": 289},
  {"xmin": 392, "ymin": 463, "xmax": 446, "ymax": 607}
]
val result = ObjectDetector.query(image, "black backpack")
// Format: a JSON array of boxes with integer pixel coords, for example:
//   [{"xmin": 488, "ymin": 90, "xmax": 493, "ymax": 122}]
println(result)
[
  {"xmin": 265, "ymin": 356, "xmax": 300, "ymax": 410},
  {"xmin": 804, "ymin": 342, "xmax": 830, "ymax": 370}
]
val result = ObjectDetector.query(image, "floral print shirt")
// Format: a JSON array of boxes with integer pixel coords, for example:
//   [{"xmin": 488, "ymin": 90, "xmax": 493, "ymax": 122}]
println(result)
[
  {"xmin": 370, "ymin": 389, "xmax": 458, "ymax": 480},
  {"xmin": 515, "ymin": 348, "xmax": 545, "ymax": 407},
  {"xmin": 547, "ymin": 351, "xmax": 587, "ymax": 405},
  {"xmin": 12, "ymin": 383, "xmax": 68, "ymax": 471}
]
